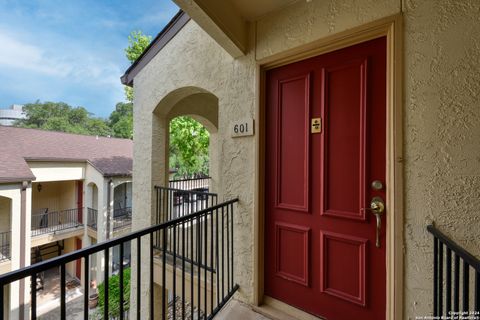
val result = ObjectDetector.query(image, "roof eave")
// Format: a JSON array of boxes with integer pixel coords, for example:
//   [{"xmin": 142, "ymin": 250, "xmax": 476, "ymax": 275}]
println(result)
[{"xmin": 121, "ymin": 10, "xmax": 191, "ymax": 87}]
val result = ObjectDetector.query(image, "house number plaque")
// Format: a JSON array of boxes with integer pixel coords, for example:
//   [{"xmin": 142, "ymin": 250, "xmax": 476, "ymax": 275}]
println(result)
[
  {"xmin": 231, "ymin": 118, "xmax": 254, "ymax": 138},
  {"xmin": 311, "ymin": 118, "xmax": 322, "ymax": 133}
]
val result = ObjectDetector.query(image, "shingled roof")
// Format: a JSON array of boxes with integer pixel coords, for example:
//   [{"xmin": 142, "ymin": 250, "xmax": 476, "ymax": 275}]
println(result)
[{"xmin": 0, "ymin": 126, "xmax": 133, "ymax": 183}]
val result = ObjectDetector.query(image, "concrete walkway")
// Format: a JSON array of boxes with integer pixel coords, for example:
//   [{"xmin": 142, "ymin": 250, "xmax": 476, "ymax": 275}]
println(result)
[{"xmin": 215, "ymin": 300, "xmax": 272, "ymax": 320}]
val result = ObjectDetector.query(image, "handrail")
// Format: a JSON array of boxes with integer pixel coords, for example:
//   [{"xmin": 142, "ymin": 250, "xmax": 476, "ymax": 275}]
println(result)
[
  {"xmin": 0, "ymin": 198, "xmax": 239, "ymax": 284},
  {"xmin": 168, "ymin": 176, "xmax": 211, "ymax": 183},
  {"xmin": 427, "ymin": 225, "xmax": 480, "ymax": 271},
  {"xmin": 155, "ymin": 185, "xmax": 217, "ymax": 197}
]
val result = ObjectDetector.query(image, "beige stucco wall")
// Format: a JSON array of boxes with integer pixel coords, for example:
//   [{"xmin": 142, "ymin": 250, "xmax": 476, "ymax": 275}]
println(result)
[
  {"xmin": 0, "ymin": 196, "xmax": 11, "ymax": 233},
  {"xmin": 132, "ymin": 18, "xmax": 256, "ymax": 316},
  {"xmin": 28, "ymin": 161, "xmax": 85, "ymax": 182},
  {"xmin": 0, "ymin": 183, "xmax": 31, "ymax": 319},
  {"xmin": 31, "ymin": 180, "xmax": 76, "ymax": 214},
  {"xmin": 133, "ymin": 0, "xmax": 480, "ymax": 318}
]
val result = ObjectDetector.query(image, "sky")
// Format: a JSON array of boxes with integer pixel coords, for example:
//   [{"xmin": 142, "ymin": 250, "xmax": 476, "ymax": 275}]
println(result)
[{"xmin": 0, "ymin": 0, "xmax": 179, "ymax": 118}]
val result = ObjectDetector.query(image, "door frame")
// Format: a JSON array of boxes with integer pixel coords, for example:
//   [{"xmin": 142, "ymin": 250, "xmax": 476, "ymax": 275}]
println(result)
[{"xmin": 254, "ymin": 14, "xmax": 403, "ymax": 319}]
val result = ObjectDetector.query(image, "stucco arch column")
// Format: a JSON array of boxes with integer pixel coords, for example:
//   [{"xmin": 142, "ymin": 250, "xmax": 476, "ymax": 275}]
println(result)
[{"xmin": 130, "ymin": 112, "xmax": 168, "ymax": 319}]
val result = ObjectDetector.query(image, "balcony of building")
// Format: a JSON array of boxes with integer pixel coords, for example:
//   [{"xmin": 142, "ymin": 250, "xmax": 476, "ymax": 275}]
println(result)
[
  {"xmin": 31, "ymin": 181, "xmax": 84, "ymax": 247},
  {"xmin": 0, "ymin": 196, "xmax": 12, "ymax": 274},
  {"xmin": 0, "ymin": 184, "xmax": 241, "ymax": 320}
]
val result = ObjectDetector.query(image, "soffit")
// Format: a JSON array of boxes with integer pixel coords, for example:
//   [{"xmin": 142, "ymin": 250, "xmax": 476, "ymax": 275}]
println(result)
[{"xmin": 230, "ymin": 0, "xmax": 300, "ymax": 21}]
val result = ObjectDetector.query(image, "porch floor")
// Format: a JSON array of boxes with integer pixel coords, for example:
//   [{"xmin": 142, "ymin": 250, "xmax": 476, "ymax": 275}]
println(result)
[{"xmin": 216, "ymin": 300, "xmax": 271, "ymax": 320}]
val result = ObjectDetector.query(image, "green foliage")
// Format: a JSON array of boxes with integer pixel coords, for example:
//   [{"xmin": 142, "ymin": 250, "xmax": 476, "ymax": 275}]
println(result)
[
  {"xmin": 124, "ymin": 31, "xmax": 152, "ymax": 103},
  {"xmin": 97, "ymin": 267, "xmax": 131, "ymax": 318},
  {"xmin": 169, "ymin": 116, "xmax": 210, "ymax": 177},
  {"xmin": 109, "ymin": 102, "xmax": 133, "ymax": 139},
  {"xmin": 125, "ymin": 31, "xmax": 152, "ymax": 63},
  {"xmin": 15, "ymin": 101, "xmax": 112, "ymax": 136}
]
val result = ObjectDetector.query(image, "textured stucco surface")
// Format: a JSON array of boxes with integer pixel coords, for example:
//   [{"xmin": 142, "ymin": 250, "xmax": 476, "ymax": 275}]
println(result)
[
  {"xmin": 133, "ymin": 0, "xmax": 480, "ymax": 318},
  {"xmin": 132, "ymin": 20, "xmax": 257, "ymax": 317}
]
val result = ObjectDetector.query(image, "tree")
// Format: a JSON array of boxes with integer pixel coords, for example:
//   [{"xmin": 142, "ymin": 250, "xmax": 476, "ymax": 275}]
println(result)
[
  {"xmin": 169, "ymin": 116, "xmax": 210, "ymax": 176},
  {"xmin": 15, "ymin": 101, "xmax": 112, "ymax": 136},
  {"xmin": 96, "ymin": 268, "xmax": 131, "ymax": 318},
  {"xmin": 109, "ymin": 102, "xmax": 133, "ymax": 139},
  {"xmin": 124, "ymin": 31, "xmax": 152, "ymax": 103}
]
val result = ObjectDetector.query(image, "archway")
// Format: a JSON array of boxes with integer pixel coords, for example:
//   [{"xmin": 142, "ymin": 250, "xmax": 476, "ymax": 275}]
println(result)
[
  {"xmin": 151, "ymin": 87, "xmax": 219, "ymax": 199},
  {"xmin": 0, "ymin": 196, "xmax": 11, "ymax": 262}
]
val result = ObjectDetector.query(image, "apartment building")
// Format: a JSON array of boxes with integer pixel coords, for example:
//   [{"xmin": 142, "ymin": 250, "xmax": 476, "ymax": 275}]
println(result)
[{"xmin": 0, "ymin": 126, "xmax": 132, "ymax": 318}]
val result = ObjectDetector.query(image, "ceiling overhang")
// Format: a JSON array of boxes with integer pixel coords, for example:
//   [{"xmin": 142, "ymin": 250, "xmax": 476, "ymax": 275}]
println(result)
[{"xmin": 172, "ymin": 0, "xmax": 299, "ymax": 58}]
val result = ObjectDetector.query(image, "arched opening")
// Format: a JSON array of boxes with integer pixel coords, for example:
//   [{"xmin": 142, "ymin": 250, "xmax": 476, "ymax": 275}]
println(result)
[
  {"xmin": 168, "ymin": 115, "xmax": 210, "ymax": 180},
  {"xmin": 86, "ymin": 183, "xmax": 98, "ymax": 229},
  {"xmin": 152, "ymin": 87, "xmax": 219, "ymax": 195},
  {"xmin": 0, "ymin": 196, "xmax": 11, "ymax": 262},
  {"xmin": 112, "ymin": 182, "xmax": 132, "ymax": 272},
  {"xmin": 113, "ymin": 181, "xmax": 132, "ymax": 230}
]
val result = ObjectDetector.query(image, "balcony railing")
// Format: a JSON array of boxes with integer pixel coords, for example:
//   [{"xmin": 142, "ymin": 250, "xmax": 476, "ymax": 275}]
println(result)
[
  {"xmin": 0, "ymin": 199, "xmax": 239, "ymax": 320},
  {"xmin": 155, "ymin": 186, "xmax": 219, "ymax": 269},
  {"xmin": 155, "ymin": 186, "xmax": 218, "ymax": 223},
  {"xmin": 0, "ymin": 231, "xmax": 10, "ymax": 262},
  {"xmin": 113, "ymin": 207, "xmax": 132, "ymax": 231},
  {"xmin": 87, "ymin": 207, "xmax": 98, "ymax": 230},
  {"xmin": 31, "ymin": 208, "xmax": 83, "ymax": 237},
  {"xmin": 427, "ymin": 225, "xmax": 480, "ymax": 316},
  {"xmin": 168, "ymin": 176, "xmax": 211, "ymax": 193}
]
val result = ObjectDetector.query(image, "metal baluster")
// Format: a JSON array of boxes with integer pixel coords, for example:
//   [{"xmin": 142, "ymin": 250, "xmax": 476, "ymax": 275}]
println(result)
[
  {"xmin": 204, "ymin": 210, "xmax": 208, "ymax": 319},
  {"xmin": 454, "ymin": 254, "xmax": 460, "ymax": 312},
  {"xmin": 32, "ymin": 273, "xmax": 37, "ymax": 320},
  {"xmin": 137, "ymin": 237, "xmax": 141, "ymax": 319},
  {"xmin": 226, "ymin": 204, "xmax": 230, "ymax": 291},
  {"xmin": 463, "ymin": 261, "xmax": 469, "ymax": 312},
  {"xmin": 190, "ymin": 216, "xmax": 194, "ymax": 320},
  {"xmin": 182, "ymin": 220, "xmax": 186, "ymax": 319},
  {"xmin": 150, "ymin": 233, "xmax": 154, "ymax": 320},
  {"xmin": 162, "ymin": 228, "xmax": 167, "ymax": 320},
  {"xmin": 210, "ymin": 207, "xmax": 214, "ymax": 314},
  {"xmin": 197, "ymin": 215, "xmax": 201, "ymax": 320},
  {"xmin": 434, "ymin": 237, "xmax": 439, "ymax": 316},
  {"xmin": 231, "ymin": 203, "xmax": 234, "ymax": 291},
  {"xmin": 446, "ymin": 248, "xmax": 452, "ymax": 313},
  {"xmin": 475, "ymin": 271, "xmax": 480, "ymax": 313},
  {"xmin": 84, "ymin": 255, "xmax": 89, "ymax": 320},
  {"xmin": 173, "ymin": 226, "xmax": 177, "ymax": 320},
  {"xmin": 120, "ymin": 243, "xmax": 124, "ymax": 320},
  {"xmin": 61, "ymin": 264, "xmax": 66, "ymax": 319},
  {"xmin": 216, "ymin": 207, "xmax": 220, "ymax": 307},
  {"xmin": 439, "ymin": 242, "xmax": 443, "ymax": 315},
  {"xmin": 221, "ymin": 205, "xmax": 225, "ymax": 299},
  {"xmin": 104, "ymin": 248, "xmax": 109, "ymax": 319}
]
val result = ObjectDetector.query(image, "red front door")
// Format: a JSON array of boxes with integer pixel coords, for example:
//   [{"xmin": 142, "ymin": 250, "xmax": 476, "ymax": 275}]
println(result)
[
  {"xmin": 76, "ymin": 181, "xmax": 83, "ymax": 223},
  {"xmin": 265, "ymin": 37, "xmax": 387, "ymax": 320}
]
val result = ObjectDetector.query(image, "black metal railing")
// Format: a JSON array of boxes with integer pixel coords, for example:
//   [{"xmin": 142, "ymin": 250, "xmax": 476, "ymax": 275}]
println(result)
[
  {"xmin": 0, "ymin": 199, "xmax": 239, "ymax": 320},
  {"xmin": 113, "ymin": 207, "xmax": 132, "ymax": 231},
  {"xmin": 168, "ymin": 176, "xmax": 211, "ymax": 193},
  {"xmin": 31, "ymin": 208, "xmax": 83, "ymax": 236},
  {"xmin": 427, "ymin": 225, "xmax": 480, "ymax": 316},
  {"xmin": 87, "ymin": 208, "xmax": 98, "ymax": 230},
  {"xmin": 0, "ymin": 231, "xmax": 10, "ymax": 262},
  {"xmin": 155, "ymin": 186, "xmax": 217, "ymax": 223}
]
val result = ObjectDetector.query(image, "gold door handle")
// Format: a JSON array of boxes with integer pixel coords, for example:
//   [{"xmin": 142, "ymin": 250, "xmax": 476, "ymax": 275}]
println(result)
[{"xmin": 366, "ymin": 196, "xmax": 385, "ymax": 248}]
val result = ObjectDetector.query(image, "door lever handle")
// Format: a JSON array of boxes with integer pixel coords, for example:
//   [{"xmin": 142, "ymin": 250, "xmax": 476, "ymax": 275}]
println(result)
[{"xmin": 363, "ymin": 196, "xmax": 385, "ymax": 248}]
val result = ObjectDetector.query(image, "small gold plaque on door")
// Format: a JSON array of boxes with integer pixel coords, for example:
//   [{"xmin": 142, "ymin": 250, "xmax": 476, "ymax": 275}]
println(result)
[{"xmin": 311, "ymin": 118, "xmax": 321, "ymax": 133}]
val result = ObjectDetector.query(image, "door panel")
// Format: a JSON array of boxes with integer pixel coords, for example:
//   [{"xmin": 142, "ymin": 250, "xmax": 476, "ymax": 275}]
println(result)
[
  {"xmin": 265, "ymin": 37, "xmax": 386, "ymax": 320},
  {"xmin": 276, "ymin": 74, "xmax": 311, "ymax": 212},
  {"xmin": 322, "ymin": 60, "xmax": 367, "ymax": 220}
]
